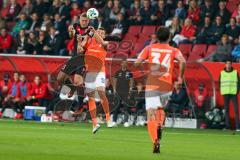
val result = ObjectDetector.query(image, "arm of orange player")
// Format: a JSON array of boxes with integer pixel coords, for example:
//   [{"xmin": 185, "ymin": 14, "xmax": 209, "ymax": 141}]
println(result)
[{"xmin": 174, "ymin": 49, "xmax": 186, "ymax": 84}]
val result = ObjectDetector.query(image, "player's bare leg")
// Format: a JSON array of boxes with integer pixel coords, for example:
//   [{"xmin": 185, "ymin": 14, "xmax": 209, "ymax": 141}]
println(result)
[
  {"xmin": 147, "ymin": 108, "xmax": 160, "ymax": 153},
  {"xmin": 87, "ymin": 91, "xmax": 101, "ymax": 134},
  {"xmin": 97, "ymin": 87, "xmax": 113, "ymax": 128}
]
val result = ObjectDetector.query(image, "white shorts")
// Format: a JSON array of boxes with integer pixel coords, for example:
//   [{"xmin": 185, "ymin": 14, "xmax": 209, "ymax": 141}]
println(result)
[
  {"xmin": 85, "ymin": 72, "xmax": 106, "ymax": 93},
  {"xmin": 145, "ymin": 91, "xmax": 172, "ymax": 110}
]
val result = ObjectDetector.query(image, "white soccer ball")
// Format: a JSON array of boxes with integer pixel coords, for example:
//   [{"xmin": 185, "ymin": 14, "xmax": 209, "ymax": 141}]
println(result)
[{"xmin": 86, "ymin": 8, "xmax": 99, "ymax": 20}]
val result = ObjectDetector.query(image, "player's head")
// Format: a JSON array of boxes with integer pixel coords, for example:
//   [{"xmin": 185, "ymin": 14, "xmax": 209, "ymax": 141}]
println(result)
[
  {"xmin": 97, "ymin": 27, "xmax": 106, "ymax": 39},
  {"xmin": 80, "ymin": 12, "xmax": 90, "ymax": 28},
  {"xmin": 156, "ymin": 27, "xmax": 170, "ymax": 43}
]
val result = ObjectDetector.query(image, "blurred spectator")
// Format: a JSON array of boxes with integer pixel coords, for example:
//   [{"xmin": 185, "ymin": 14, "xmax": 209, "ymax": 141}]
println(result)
[
  {"xmin": 172, "ymin": 18, "xmax": 196, "ymax": 45},
  {"xmin": 200, "ymin": 0, "xmax": 215, "ymax": 22},
  {"xmin": 66, "ymin": 38, "xmax": 74, "ymax": 56},
  {"xmin": 209, "ymin": 15, "xmax": 225, "ymax": 44},
  {"xmin": 139, "ymin": 0, "xmax": 155, "ymax": 25},
  {"xmin": 205, "ymin": 35, "xmax": 232, "ymax": 62},
  {"xmin": 48, "ymin": 0, "xmax": 62, "ymax": 17},
  {"xmin": 0, "ymin": 16, "xmax": 6, "ymax": 30},
  {"xmin": 93, "ymin": 0, "xmax": 105, "ymax": 9},
  {"xmin": 16, "ymin": 29, "xmax": 28, "ymax": 54},
  {"xmin": 26, "ymin": 31, "xmax": 38, "ymax": 54},
  {"xmin": 18, "ymin": 74, "xmax": 31, "ymax": 115},
  {"xmin": 196, "ymin": 15, "xmax": 212, "ymax": 44},
  {"xmin": 225, "ymin": 18, "xmax": 240, "ymax": 45},
  {"xmin": 143, "ymin": 33, "xmax": 158, "ymax": 47},
  {"xmin": 174, "ymin": 0, "xmax": 187, "ymax": 23},
  {"xmin": 153, "ymin": 0, "xmax": 171, "ymax": 25},
  {"xmin": 35, "ymin": 30, "xmax": 48, "ymax": 55},
  {"xmin": 40, "ymin": 13, "xmax": 53, "ymax": 32},
  {"xmin": 26, "ymin": 12, "xmax": 41, "ymax": 34},
  {"xmin": 193, "ymin": 83, "xmax": 208, "ymax": 118},
  {"xmin": 70, "ymin": 2, "xmax": 82, "ymax": 19},
  {"xmin": 187, "ymin": 0, "xmax": 200, "ymax": 24},
  {"xmin": 53, "ymin": 13, "xmax": 67, "ymax": 37},
  {"xmin": 231, "ymin": 37, "xmax": 240, "ymax": 62},
  {"xmin": 111, "ymin": 13, "xmax": 128, "ymax": 38},
  {"xmin": 32, "ymin": 0, "xmax": 49, "ymax": 18},
  {"xmin": 215, "ymin": 0, "xmax": 230, "ymax": 25},
  {"xmin": 70, "ymin": 15, "xmax": 79, "ymax": 25},
  {"xmin": 20, "ymin": 0, "xmax": 33, "ymax": 17},
  {"xmin": 91, "ymin": 15, "xmax": 111, "ymax": 34},
  {"xmin": 112, "ymin": 60, "xmax": 134, "ymax": 127},
  {"xmin": 60, "ymin": 0, "xmax": 71, "ymax": 21},
  {"xmin": 128, "ymin": 0, "xmax": 141, "ymax": 25},
  {"xmin": 44, "ymin": 26, "xmax": 65, "ymax": 55},
  {"xmin": 109, "ymin": 0, "xmax": 125, "ymax": 24},
  {"xmin": 26, "ymin": 75, "xmax": 49, "ymax": 109},
  {"xmin": 5, "ymin": 0, "xmax": 21, "ymax": 21},
  {"xmin": 11, "ymin": 13, "xmax": 29, "ymax": 37},
  {"xmin": 231, "ymin": 3, "xmax": 240, "ymax": 24},
  {"xmin": 0, "ymin": 73, "xmax": 21, "ymax": 119},
  {"xmin": 0, "ymin": 28, "xmax": 13, "ymax": 53},
  {"xmin": 166, "ymin": 81, "xmax": 189, "ymax": 114},
  {"xmin": 0, "ymin": 74, "xmax": 12, "ymax": 99},
  {"xmin": 131, "ymin": 81, "xmax": 146, "ymax": 126},
  {"xmin": 168, "ymin": 16, "xmax": 181, "ymax": 36},
  {"xmin": 102, "ymin": 0, "xmax": 113, "ymax": 23},
  {"xmin": 82, "ymin": 0, "xmax": 91, "ymax": 13},
  {"xmin": 219, "ymin": 60, "xmax": 239, "ymax": 131}
]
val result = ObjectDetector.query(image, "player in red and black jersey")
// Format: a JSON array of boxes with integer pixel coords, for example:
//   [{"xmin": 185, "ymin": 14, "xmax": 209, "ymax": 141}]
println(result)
[{"xmin": 57, "ymin": 13, "xmax": 93, "ymax": 98}]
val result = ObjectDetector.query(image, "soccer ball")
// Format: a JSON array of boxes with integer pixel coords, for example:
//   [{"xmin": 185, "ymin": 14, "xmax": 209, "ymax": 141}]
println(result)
[{"xmin": 86, "ymin": 8, "xmax": 99, "ymax": 20}]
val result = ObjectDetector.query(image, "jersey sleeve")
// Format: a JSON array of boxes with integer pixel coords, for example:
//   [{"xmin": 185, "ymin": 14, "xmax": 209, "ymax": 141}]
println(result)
[{"xmin": 138, "ymin": 45, "xmax": 150, "ymax": 60}]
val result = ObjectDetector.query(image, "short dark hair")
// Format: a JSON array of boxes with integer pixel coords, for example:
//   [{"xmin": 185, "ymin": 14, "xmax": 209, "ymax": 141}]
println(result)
[
  {"xmin": 156, "ymin": 27, "xmax": 170, "ymax": 42},
  {"xmin": 225, "ymin": 57, "xmax": 232, "ymax": 63},
  {"xmin": 80, "ymin": 12, "xmax": 87, "ymax": 18},
  {"xmin": 98, "ymin": 27, "xmax": 105, "ymax": 31}
]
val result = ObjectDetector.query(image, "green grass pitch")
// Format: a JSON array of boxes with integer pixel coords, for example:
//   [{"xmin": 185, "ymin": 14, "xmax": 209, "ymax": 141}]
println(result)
[{"xmin": 0, "ymin": 120, "xmax": 239, "ymax": 160}]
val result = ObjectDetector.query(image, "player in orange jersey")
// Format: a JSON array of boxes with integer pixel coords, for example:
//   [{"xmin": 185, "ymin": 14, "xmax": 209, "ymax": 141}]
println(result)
[
  {"xmin": 84, "ymin": 27, "xmax": 114, "ymax": 134},
  {"xmin": 135, "ymin": 27, "xmax": 186, "ymax": 153}
]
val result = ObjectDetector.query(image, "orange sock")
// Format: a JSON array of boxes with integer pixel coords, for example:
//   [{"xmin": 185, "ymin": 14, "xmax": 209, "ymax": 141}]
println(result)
[
  {"xmin": 100, "ymin": 96, "xmax": 110, "ymax": 121},
  {"xmin": 88, "ymin": 98, "xmax": 97, "ymax": 126},
  {"xmin": 147, "ymin": 120, "xmax": 158, "ymax": 143},
  {"xmin": 156, "ymin": 108, "xmax": 165, "ymax": 127}
]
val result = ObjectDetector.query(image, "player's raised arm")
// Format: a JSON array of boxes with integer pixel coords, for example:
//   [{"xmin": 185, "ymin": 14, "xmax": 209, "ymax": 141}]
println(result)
[
  {"xmin": 135, "ymin": 45, "xmax": 150, "ymax": 66},
  {"xmin": 174, "ymin": 50, "xmax": 186, "ymax": 84},
  {"xmin": 68, "ymin": 25, "xmax": 75, "ymax": 39}
]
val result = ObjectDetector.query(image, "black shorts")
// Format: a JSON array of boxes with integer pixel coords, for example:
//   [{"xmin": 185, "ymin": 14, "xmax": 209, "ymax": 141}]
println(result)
[{"xmin": 61, "ymin": 55, "xmax": 86, "ymax": 75}]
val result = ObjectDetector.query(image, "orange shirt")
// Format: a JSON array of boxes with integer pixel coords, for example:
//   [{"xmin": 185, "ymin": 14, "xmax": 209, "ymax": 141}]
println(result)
[
  {"xmin": 85, "ymin": 38, "xmax": 107, "ymax": 72},
  {"xmin": 138, "ymin": 43, "xmax": 182, "ymax": 92}
]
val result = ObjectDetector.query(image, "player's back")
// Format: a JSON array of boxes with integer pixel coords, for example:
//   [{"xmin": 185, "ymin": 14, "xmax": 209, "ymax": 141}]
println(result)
[{"xmin": 138, "ymin": 43, "xmax": 182, "ymax": 91}]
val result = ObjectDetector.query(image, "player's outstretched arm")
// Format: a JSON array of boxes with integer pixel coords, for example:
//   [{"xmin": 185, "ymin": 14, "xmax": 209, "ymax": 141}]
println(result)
[
  {"xmin": 68, "ymin": 25, "xmax": 75, "ymax": 38},
  {"xmin": 175, "ymin": 54, "xmax": 186, "ymax": 84}
]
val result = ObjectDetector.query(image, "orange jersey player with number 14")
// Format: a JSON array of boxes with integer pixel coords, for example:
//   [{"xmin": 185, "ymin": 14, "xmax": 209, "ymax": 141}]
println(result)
[
  {"xmin": 84, "ymin": 27, "xmax": 114, "ymax": 134},
  {"xmin": 135, "ymin": 27, "xmax": 186, "ymax": 154}
]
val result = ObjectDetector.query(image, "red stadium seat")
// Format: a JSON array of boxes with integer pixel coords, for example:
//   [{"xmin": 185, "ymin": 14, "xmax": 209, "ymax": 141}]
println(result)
[
  {"xmin": 205, "ymin": 45, "xmax": 217, "ymax": 57},
  {"xmin": 191, "ymin": 44, "xmax": 207, "ymax": 57},
  {"xmin": 141, "ymin": 26, "xmax": 157, "ymax": 36},
  {"xmin": 178, "ymin": 44, "xmax": 192, "ymax": 56},
  {"xmin": 187, "ymin": 54, "xmax": 202, "ymax": 61},
  {"xmin": 123, "ymin": 34, "xmax": 138, "ymax": 43},
  {"xmin": 131, "ymin": 43, "xmax": 144, "ymax": 57},
  {"xmin": 106, "ymin": 41, "xmax": 119, "ymax": 54},
  {"xmin": 137, "ymin": 34, "xmax": 149, "ymax": 45},
  {"xmin": 18, "ymin": 0, "xmax": 26, "ymax": 6},
  {"xmin": 118, "ymin": 40, "xmax": 134, "ymax": 55},
  {"xmin": 112, "ymin": 52, "xmax": 128, "ymax": 60},
  {"xmin": 127, "ymin": 26, "xmax": 142, "ymax": 37}
]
